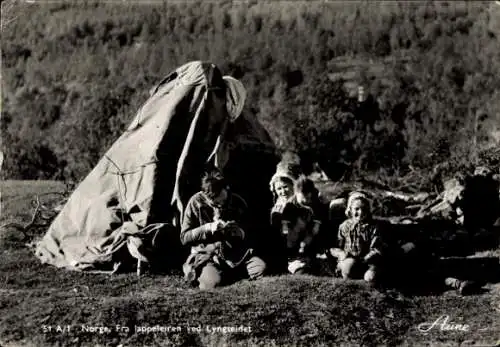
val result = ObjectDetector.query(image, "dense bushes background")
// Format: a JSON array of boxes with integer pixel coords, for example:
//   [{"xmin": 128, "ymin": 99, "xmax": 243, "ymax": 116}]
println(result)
[{"xmin": 2, "ymin": 0, "xmax": 499, "ymax": 185}]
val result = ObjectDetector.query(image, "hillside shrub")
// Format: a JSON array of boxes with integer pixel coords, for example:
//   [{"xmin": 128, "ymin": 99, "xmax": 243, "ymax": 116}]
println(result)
[{"xmin": 1, "ymin": 1, "xmax": 499, "ymax": 187}]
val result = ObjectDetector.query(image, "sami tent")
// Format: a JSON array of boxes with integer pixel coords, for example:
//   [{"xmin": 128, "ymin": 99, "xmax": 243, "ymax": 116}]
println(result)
[{"xmin": 36, "ymin": 61, "xmax": 278, "ymax": 272}]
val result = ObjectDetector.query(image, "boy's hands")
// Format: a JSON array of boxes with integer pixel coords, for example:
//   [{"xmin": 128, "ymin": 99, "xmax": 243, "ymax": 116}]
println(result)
[
  {"xmin": 210, "ymin": 220, "xmax": 244, "ymax": 240},
  {"xmin": 210, "ymin": 219, "xmax": 237, "ymax": 231},
  {"xmin": 210, "ymin": 220, "xmax": 226, "ymax": 234}
]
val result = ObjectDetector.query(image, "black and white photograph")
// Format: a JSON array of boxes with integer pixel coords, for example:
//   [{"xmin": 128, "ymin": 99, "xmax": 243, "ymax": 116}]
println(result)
[{"xmin": 1, "ymin": 0, "xmax": 500, "ymax": 346}]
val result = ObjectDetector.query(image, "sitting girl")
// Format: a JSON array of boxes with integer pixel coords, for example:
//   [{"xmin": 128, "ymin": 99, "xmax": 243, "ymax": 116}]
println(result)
[{"xmin": 329, "ymin": 192, "xmax": 385, "ymax": 284}]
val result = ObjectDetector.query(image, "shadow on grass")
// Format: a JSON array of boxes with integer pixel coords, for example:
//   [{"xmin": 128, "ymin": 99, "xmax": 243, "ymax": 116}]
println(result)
[
  {"xmin": 383, "ymin": 255, "xmax": 500, "ymax": 297},
  {"xmin": 373, "ymin": 217, "xmax": 500, "ymax": 296}
]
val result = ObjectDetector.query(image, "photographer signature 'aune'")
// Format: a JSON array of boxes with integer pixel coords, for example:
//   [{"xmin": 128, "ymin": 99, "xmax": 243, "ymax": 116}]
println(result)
[{"xmin": 417, "ymin": 315, "xmax": 470, "ymax": 333}]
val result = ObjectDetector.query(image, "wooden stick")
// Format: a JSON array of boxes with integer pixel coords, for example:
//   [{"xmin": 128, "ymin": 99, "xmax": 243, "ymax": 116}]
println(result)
[{"xmin": 137, "ymin": 259, "xmax": 142, "ymax": 277}]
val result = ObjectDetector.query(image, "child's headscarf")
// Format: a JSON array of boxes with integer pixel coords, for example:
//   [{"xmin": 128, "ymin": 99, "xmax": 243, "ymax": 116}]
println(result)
[{"xmin": 269, "ymin": 164, "xmax": 298, "ymax": 199}]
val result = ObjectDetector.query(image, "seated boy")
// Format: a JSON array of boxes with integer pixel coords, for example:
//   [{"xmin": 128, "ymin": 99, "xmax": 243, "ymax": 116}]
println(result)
[
  {"xmin": 329, "ymin": 192, "xmax": 384, "ymax": 284},
  {"xmin": 280, "ymin": 177, "xmax": 329, "ymax": 274},
  {"xmin": 180, "ymin": 168, "xmax": 266, "ymax": 289}
]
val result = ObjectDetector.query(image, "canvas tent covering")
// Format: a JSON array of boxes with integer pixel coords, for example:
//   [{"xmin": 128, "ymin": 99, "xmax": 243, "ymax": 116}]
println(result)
[{"xmin": 36, "ymin": 61, "xmax": 278, "ymax": 272}]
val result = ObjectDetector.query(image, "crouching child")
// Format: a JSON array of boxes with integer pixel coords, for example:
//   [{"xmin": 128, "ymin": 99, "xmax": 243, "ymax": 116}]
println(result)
[
  {"xmin": 281, "ymin": 177, "xmax": 329, "ymax": 275},
  {"xmin": 329, "ymin": 192, "xmax": 385, "ymax": 284},
  {"xmin": 181, "ymin": 169, "xmax": 266, "ymax": 289}
]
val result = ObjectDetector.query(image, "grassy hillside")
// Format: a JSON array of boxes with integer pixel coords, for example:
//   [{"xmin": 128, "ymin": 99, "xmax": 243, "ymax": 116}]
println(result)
[
  {"xmin": 1, "ymin": 180, "xmax": 500, "ymax": 347},
  {"xmin": 1, "ymin": 1, "xmax": 500, "ymax": 184}
]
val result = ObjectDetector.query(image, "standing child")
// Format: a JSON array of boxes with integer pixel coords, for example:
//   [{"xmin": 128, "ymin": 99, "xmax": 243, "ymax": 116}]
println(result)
[
  {"xmin": 267, "ymin": 168, "xmax": 298, "ymax": 274},
  {"xmin": 329, "ymin": 192, "xmax": 385, "ymax": 284}
]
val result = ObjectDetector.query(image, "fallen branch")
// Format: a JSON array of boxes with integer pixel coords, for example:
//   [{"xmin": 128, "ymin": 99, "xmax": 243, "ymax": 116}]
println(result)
[
  {"xmin": 0, "ymin": 194, "xmax": 60, "ymax": 243},
  {"xmin": 1, "ymin": 195, "xmax": 40, "ymax": 229}
]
